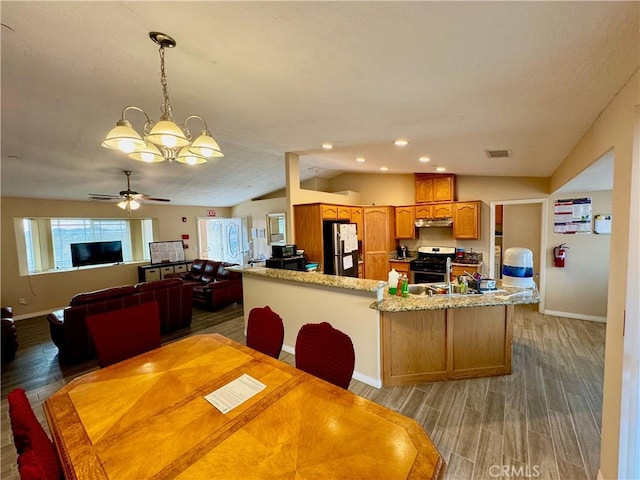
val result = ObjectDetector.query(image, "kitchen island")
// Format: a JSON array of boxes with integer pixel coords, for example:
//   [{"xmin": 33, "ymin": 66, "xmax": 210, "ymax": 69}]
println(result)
[{"xmin": 236, "ymin": 266, "xmax": 539, "ymax": 388}]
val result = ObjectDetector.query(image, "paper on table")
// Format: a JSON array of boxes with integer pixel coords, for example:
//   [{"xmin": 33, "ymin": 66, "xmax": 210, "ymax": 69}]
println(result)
[{"xmin": 204, "ymin": 374, "xmax": 266, "ymax": 414}]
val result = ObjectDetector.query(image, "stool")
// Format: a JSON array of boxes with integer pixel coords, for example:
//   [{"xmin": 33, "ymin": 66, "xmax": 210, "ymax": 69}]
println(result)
[{"xmin": 2, "ymin": 306, "xmax": 18, "ymax": 364}]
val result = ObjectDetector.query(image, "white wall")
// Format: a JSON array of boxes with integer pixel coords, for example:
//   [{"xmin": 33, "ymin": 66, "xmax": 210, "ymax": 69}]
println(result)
[{"xmin": 544, "ymin": 191, "xmax": 611, "ymax": 320}]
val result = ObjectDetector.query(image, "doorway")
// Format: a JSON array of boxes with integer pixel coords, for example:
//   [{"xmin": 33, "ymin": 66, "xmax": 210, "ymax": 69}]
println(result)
[
  {"xmin": 489, "ymin": 198, "xmax": 548, "ymax": 313},
  {"xmin": 196, "ymin": 217, "xmax": 248, "ymax": 265}
]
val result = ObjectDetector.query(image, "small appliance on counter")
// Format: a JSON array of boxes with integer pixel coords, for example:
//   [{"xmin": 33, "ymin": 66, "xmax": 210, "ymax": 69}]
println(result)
[
  {"xmin": 396, "ymin": 244, "xmax": 409, "ymax": 259},
  {"xmin": 265, "ymin": 244, "xmax": 306, "ymax": 271}
]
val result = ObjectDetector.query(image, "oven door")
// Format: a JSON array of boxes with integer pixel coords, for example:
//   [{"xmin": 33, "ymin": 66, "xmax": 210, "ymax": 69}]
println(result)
[{"xmin": 411, "ymin": 271, "xmax": 448, "ymax": 284}]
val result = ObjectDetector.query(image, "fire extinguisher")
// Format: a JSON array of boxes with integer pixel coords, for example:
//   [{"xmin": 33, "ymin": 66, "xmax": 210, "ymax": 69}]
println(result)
[{"xmin": 553, "ymin": 243, "xmax": 568, "ymax": 267}]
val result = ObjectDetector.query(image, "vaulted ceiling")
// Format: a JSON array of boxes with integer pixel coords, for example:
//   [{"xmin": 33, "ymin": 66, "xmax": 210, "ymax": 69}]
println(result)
[{"xmin": 2, "ymin": 2, "xmax": 637, "ymax": 206}]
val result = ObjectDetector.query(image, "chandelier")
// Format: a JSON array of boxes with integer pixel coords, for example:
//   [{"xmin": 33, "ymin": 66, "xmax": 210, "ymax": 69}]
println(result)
[{"xmin": 101, "ymin": 32, "xmax": 223, "ymax": 165}]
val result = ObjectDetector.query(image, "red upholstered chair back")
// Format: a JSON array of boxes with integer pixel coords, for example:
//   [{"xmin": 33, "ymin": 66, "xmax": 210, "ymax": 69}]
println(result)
[
  {"xmin": 295, "ymin": 322, "xmax": 355, "ymax": 389},
  {"xmin": 86, "ymin": 301, "xmax": 161, "ymax": 368},
  {"xmin": 246, "ymin": 306, "xmax": 285, "ymax": 359},
  {"xmin": 7, "ymin": 388, "xmax": 62, "ymax": 480}
]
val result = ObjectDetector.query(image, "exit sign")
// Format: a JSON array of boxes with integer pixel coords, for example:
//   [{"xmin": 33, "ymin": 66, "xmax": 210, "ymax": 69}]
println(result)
[{"xmin": 207, "ymin": 210, "xmax": 216, "ymax": 217}]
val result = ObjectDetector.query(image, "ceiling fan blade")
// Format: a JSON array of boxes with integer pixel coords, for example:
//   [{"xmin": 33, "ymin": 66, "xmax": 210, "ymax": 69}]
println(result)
[
  {"xmin": 89, "ymin": 194, "xmax": 120, "ymax": 200},
  {"xmin": 141, "ymin": 195, "xmax": 171, "ymax": 202}
]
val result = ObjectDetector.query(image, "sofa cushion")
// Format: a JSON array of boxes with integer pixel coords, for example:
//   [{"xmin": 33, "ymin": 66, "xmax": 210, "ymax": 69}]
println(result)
[
  {"xmin": 70, "ymin": 286, "xmax": 136, "ymax": 306},
  {"xmin": 216, "ymin": 264, "xmax": 241, "ymax": 280},
  {"xmin": 200, "ymin": 261, "xmax": 221, "ymax": 283},
  {"xmin": 135, "ymin": 278, "xmax": 183, "ymax": 292}
]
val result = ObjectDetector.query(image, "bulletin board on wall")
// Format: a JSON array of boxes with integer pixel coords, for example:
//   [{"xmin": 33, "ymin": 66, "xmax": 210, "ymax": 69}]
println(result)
[
  {"xmin": 553, "ymin": 197, "xmax": 592, "ymax": 234},
  {"xmin": 149, "ymin": 240, "xmax": 186, "ymax": 264}
]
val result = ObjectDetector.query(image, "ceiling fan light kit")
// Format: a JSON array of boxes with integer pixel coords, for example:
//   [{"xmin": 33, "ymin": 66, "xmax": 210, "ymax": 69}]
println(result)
[
  {"xmin": 90, "ymin": 170, "xmax": 170, "ymax": 213},
  {"xmin": 101, "ymin": 32, "xmax": 223, "ymax": 164}
]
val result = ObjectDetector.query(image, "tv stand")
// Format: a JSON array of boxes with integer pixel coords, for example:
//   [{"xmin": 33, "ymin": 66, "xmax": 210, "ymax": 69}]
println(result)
[{"xmin": 138, "ymin": 260, "xmax": 192, "ymax": 283}]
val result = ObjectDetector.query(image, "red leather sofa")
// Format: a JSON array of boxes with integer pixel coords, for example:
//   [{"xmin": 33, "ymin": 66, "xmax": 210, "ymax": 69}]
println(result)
[
  {"xmin": 47, "ymin": 278, "xmax": 192, "ymax": 363},
  {"xmin": 167, "ymin": 259, "xmax": 243, "ymax": 311}
]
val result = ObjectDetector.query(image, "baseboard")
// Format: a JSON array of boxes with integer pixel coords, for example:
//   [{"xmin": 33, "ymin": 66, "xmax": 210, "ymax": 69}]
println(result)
[
  {"xmin": 543, "ymin": 309, "xmax": 607, "ymax": 323},
  {"xmin": 281, "ymin": 344, "xmax": 382, "ymax": 389},
  {"xmin": 14, "ymin": 307, "xmax": 65, "ymax": 321}
]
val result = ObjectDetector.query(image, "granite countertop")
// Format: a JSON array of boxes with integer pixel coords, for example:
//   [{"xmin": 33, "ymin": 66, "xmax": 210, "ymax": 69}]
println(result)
[
  {"xmin": 231, "ymin": 266, "xmax": 386, "ymax": 294},
  {"xmin": 389, "ymin": 257, "xmax": 415, "ymax": 263},
  {"xmin": 372, "ymin": 283, "xmax": 540, "ymax": 312}
]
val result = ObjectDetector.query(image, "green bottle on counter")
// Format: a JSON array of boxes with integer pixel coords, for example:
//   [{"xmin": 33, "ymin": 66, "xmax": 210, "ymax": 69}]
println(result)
[{"xmin": 401, "ymin": 274, "xmax": 409, "ymax": 298}]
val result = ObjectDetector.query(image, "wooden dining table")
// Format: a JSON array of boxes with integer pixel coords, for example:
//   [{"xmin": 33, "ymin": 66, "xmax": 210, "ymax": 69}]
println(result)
[{"xmin": 44, "ymin": 334, "xmax": 445, "ymax": 479}]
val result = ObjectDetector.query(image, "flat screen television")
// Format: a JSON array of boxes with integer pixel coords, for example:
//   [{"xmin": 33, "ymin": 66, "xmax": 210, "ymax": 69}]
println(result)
[{"xmin": 70, "ymin": 241, "xmax": 123, "ymax": 267}]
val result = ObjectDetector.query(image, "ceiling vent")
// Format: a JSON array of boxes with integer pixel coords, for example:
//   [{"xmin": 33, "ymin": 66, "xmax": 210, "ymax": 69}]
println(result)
[{"xmin": 485, "ymin": 149, "xmax": 512, "ymax": 159}]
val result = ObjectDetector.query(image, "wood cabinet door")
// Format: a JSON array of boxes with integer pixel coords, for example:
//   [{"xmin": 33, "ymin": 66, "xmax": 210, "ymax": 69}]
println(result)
[
  {"xmin": 432, "ymin": 175, "xmax": 455, "ymax": 202},
  {"xmin": 394, "ymin": 206, "xmax": 415, "ymax": 239},
  {"xmin": 432, "ymin": 203, "xmax": 453, "ymax": 218},
  {"xmin": 453, "ymin": 201, "xmax": 481, "ymax": 239},
  {"xmin": 450, "ymin": 264, "xmax": 479, "ymax": 281},
  {"xmin": 415, "ymin": 205, "xmax": 432, "ymax": 218},
  {"xmin": 337, "ymin": 206, "xmax": 352, "ymax": 220},
  {"xmin": 321, "ymin": 204, "xmax": 338, "ymax": 219},
  {"xmin": 364, "ymin": 252, "xmax": 390, "ymax": 281},
  {"xmin": 350, "ymin": 207, "xmax": 363, "ymax": 240},
  {"xmin": 294, "ymin": 204, "xmax": 324, "ymax": 265},
  {"xmin": 389, "ymin": 261, "xmax": 411, "ymax": 276},
  {"xmin": 415, "ymin": 176, "xmax": 434, "ymax": 203}
]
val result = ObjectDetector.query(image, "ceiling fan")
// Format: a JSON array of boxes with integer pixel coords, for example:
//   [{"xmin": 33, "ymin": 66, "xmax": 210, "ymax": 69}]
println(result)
[{"xmin": 89, "ymin": 170, "xmax": 170, "ymax": 211}]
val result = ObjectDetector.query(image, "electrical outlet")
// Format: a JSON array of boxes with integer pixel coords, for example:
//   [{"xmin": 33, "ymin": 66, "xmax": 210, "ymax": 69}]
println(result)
[{"xmin": 19, "ymin": 298, "xmax": 27, "ymax": 305}]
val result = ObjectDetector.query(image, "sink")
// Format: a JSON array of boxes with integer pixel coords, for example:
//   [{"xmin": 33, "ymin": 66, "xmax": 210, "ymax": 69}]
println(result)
[{"xmin": 407, "ymin": 283, "xmax": 482, "ymax": 297}]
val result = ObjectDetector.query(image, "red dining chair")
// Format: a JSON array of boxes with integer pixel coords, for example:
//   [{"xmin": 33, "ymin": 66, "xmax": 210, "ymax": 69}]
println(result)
[
  {"xmin": 86, "ymin": 301, "xmax": 161, "ymax": 368},
  {"xmin": 7, "ymin": 388, "xmax": 62, "ymax": 480},
  {"xmin": 295, "ymin": 322, "xmax": 355, "ymax": 389},
  {"xmin": 246, "ymin": 306, "xmax": 285, "ymax": 359}
]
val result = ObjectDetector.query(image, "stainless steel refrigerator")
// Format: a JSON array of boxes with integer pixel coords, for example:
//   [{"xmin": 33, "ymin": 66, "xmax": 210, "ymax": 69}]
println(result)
[{"xmin": 322, "ymin": 220, "xmax": 359, "ymax": 277}]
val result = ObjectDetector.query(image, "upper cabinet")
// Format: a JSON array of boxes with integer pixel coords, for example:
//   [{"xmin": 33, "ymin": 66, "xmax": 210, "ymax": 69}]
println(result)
[
  {"xmin": 395, "ymin": 206, "xmax": 416, "ymax": 239},
  {"xmin": 350, "ymin": 207, "xmax": 363, "ymax": 241},
  {"xmin": 415, "ymin": 174, "xmax": 456, "ymax": 204},
  {"xmin": 453, "ymin": 201, "xmax": 481, "ymax": 239},
  {"xmin": 321, "ymin": 204, "xmax": 339, "ymax": 219}
]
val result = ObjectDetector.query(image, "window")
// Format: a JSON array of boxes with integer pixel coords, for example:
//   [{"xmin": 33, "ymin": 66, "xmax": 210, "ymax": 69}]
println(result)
[{"xmin": 20, "ymin": 217, "xmax": 154, "ymax": 274}]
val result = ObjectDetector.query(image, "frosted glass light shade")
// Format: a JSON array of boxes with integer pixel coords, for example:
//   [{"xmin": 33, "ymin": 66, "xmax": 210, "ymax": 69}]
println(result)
[
  {"xmin": 102, "ymin": 120, "xmax": 146, "ymax": 153},
  {"xmin": 189, "ymin": 131, "xmax": 223, "ymax": 158},
  {"xmin": 176, "ymin": 147, "xmax": 207, "ymax": 165},
  {"xmin": 147, "ymin": 119, "xmax": 189, "ymax": 148},
  {"xmin": 129, "ymin": 143, "xmax": 165, "ymax": 163}
]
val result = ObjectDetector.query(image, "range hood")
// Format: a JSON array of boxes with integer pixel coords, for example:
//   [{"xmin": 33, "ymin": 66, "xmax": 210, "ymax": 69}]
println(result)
[{"xmin": 415, "ymin": 217, "xmax": 454, "ymax": 228}]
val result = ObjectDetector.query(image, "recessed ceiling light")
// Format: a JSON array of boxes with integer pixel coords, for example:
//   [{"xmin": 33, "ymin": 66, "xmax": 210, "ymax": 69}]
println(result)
[
  {"xmin": 394, "ymin": 139, "xmax": 409, "ymax": 147},
  {"xmin": 356, "ymin": 157, "xmax": 366, "ymax": 163},
  {"xmin": 380, "ymin": 166, "xmax": 388, "ymax": 171},
  {"xmin": 322, "ymin": 143, "xmax": 333, "ymax": 150},
  {"xmin": 419, "ymin": 156, "xmax": 430, "ymax": 163},
  {"xmin": 435, "ymin": 166, "xmax": 446, "ymax": 172}
]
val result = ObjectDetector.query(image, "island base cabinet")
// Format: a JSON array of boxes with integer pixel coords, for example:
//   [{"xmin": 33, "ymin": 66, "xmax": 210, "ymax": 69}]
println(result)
[{"xmin": 381, "ymin": 305, "xmax": 513, "ymax": 386}]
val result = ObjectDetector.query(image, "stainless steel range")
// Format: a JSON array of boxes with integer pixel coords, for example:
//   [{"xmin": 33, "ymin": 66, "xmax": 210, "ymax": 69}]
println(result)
[{"xmin": 409, "ymin": 246, "xmax": 457, "ymax": 283}]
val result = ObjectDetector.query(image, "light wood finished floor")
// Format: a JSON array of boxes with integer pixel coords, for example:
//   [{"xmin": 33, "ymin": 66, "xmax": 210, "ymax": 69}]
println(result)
[{"xmin": 1, "ymin": 304, "xmax": 604, "ymax": 479}]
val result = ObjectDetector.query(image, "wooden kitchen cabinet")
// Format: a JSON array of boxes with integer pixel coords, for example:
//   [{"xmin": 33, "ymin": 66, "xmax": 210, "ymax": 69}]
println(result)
[
  {"xmin": 389, "ymin": 261, "xmax": 411, "ymax": 277},
  {"xmin": 394, "ymin": 206, "xmax": 416, "ymax": 239},
  {"xmin": 415, "ymin": 174, "xmax": 456, "ymax": 204},
  {"xmin": 453, "ymin": 201, "xmax": 481, "ymax": 239},
  {"xmin": 337, "ymin": 206, "xmax": 352, "ymax": 220},
  {"xmin": 450, "ymin": 263, "xmax": 481, "ymax": 282},
  {"xmin": 415, "ymin": 205, "xmax": 432, "ymax": 218},
  {"xmin": 432, "ymin": 203, "xmax": 453, "ymax": 218},
  {"xmin": 321, "ymin": 204, "xmax": 339, "ymax": 219},
  {"xmin": 350, "ymin": 207, "xmax": 363, "ymax": 240},
  {"xmin": 363, "ymin": 206, "xmax": 396, "ymax": 281}
]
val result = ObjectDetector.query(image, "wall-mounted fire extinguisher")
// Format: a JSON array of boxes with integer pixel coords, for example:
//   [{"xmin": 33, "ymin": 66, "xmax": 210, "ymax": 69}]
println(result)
[{"xmin": 553, "ymin": 243, "xmax": 568, "ymax": 267}]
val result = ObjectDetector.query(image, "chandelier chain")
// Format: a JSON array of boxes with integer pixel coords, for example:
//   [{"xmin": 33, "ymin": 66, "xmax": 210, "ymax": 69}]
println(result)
[{"xmin": 159, "ymin": 45, "xmax": 174, "ymax": 120}]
